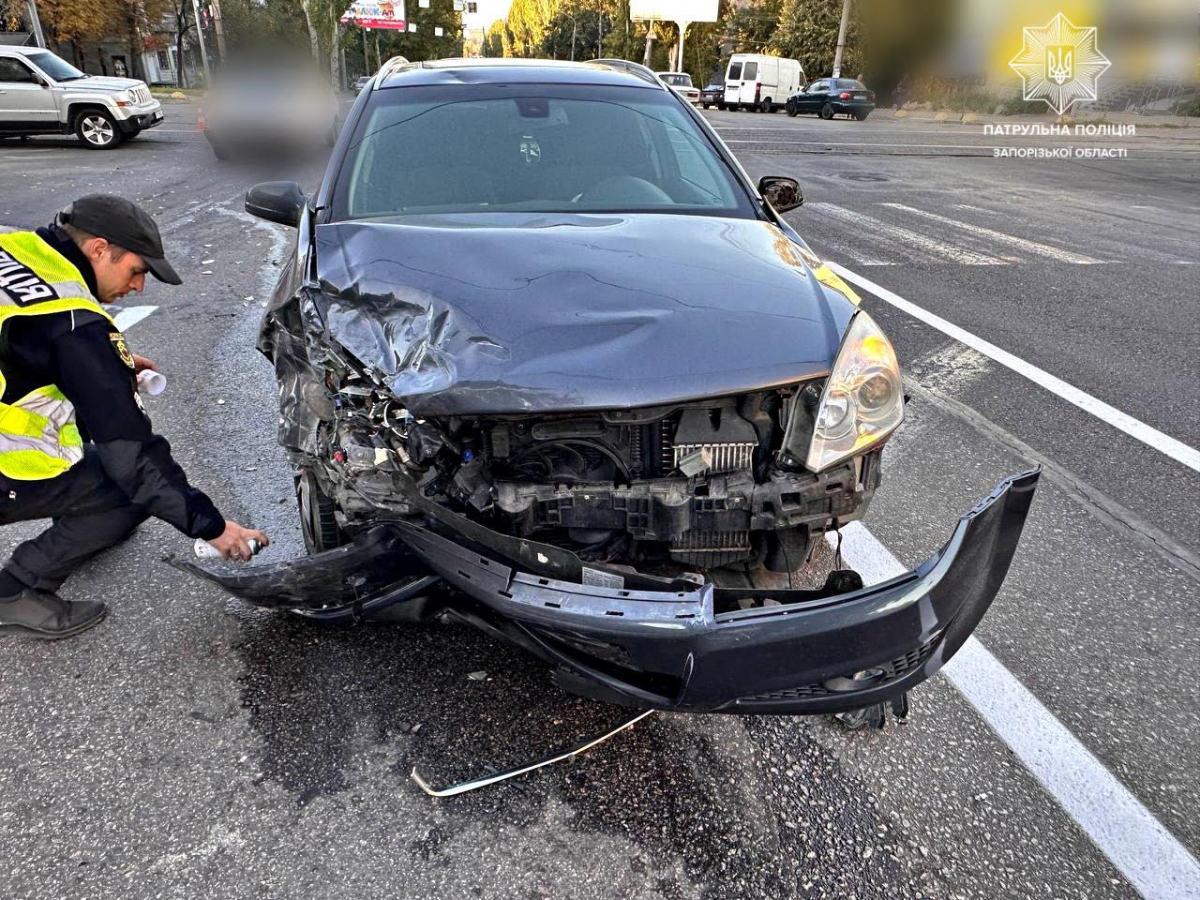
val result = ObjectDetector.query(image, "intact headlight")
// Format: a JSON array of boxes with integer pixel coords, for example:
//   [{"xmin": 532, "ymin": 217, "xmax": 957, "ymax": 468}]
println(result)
[{"xmin": 795, "ymin": 311, "xmax": 904, "ymax": 472}]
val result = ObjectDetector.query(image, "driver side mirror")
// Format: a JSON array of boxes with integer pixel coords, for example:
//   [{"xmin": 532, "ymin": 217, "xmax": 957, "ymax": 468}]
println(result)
[
  {"xmin": 245, "ymin": 181, "xmax": 307, "ymax": 228},
  {"xmin": 758, "ymin": 176, "xmax": 803, "ymax": 213}
]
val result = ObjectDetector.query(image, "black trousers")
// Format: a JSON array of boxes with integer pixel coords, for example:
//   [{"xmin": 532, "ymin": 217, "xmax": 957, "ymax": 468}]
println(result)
[{"xmin": 0, "ymin": 449, "xmax": 148, "ymax": 593}]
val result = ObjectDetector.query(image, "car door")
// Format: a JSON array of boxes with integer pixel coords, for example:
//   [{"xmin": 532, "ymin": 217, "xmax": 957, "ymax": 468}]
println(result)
[
  {"xmin": 724, "ymin": 60, "xmax": 743, "ymax": 105},
  {"xmin": 738, "ymin": 61, "xmax": 759, "ymax": 105},
  {"xmin": 797, "ymin": 80, "xmax": 829, "ymax": 113},
  {"xmin": 0, "ymin": 56, "xmax": 58, "ymax": 132}
]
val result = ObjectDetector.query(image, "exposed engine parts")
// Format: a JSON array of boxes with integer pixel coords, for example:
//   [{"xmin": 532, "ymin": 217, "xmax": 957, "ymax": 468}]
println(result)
[{"xmin": 304, "ymin": 363, "xmax": 881, "ymax": 577}]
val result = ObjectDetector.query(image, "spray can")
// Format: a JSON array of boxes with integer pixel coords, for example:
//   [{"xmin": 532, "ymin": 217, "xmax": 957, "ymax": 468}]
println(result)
[{"xmin": 194, "ymin": 537, "xmax": 262, "ymax": 559}]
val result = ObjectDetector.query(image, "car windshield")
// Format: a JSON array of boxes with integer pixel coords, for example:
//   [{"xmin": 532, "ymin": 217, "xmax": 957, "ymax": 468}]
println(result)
[
  {"xmin": 333, "ymin": 84, "xmax": 755, "ymax": 219},
  {"xmin": 27, "ymin": 51, "xmax": 86, "ymax": 82}
]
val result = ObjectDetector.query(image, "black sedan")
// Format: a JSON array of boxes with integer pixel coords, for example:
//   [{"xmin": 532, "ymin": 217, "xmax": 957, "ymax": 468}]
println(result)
[
  {"xmin": 181, "ymin": 59, "xmax": 1036, "ymax": 717},
  {"xmin": 699, "ymin": 82, "xmax": 724, "ymax": 108},
  {"xmin": 787, "ymin": 77, "xmax": 876, "ymax": 120}
]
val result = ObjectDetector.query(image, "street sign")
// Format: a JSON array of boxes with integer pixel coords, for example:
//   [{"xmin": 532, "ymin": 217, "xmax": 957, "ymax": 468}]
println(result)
[
  {"xmin": 341, "ymin": 0, "xmax": 407, "ymax": 30},
  {"xmin": 629, "ymin": 0, "xmax": 717, "ymax": 23}
]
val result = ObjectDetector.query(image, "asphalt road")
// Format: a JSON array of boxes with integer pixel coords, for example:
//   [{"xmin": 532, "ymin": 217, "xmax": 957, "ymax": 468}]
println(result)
[{"xmin": 1, "ymin": 100, "xmax": 1198, "ymax": 900}]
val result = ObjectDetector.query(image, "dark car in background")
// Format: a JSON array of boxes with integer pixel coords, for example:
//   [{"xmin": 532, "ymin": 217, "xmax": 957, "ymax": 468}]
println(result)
[
  {"xmin": 787, "ymin": 78, "xmax": 876, "ymax": 120},
  {"xmin": 699, "ymin": 82, "xmax": 724, "ymax": 109},
  {"xmin": 182, "ymin": 58, "xmax": 1037, "ymax": 717}
]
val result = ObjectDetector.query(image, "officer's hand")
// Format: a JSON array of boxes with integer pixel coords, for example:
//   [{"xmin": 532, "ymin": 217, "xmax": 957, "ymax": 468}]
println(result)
[
  {"xmin": 132, "ymin": 354, "xmax": 157, "ymax": 374},
  {"xmin": 209, "ymin": 520, "xmax": 271, "ymax": 562}
]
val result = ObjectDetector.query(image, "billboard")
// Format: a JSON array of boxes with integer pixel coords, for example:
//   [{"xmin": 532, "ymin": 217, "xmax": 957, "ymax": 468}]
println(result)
[
  {"xmin": 629, "ymin": 0, "xmax": 717, "ymax": 23},
  {"xmin": 341, "ymin": 0, "xmax": 407, "ymax": 30}
]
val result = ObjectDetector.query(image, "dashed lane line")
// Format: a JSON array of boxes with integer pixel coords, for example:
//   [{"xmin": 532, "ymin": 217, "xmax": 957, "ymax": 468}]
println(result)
[
  {"xmin": 808, "ymin": 203, "xmax": 1007, "ymax": 265},
  {"xmin": 112, "ymin": 306, "xmax": 159, "ymax": 331},
  {"xmin": 881, "ymin": 203, "xmax": 1103, "ymax": 264},
  {"xmin": 826, "ymin": 261, "xmax": 1200, "ymax": 474},
  {"xmin": 828, "ymin": 522, "xmax": 1200, "ymax": 900}
]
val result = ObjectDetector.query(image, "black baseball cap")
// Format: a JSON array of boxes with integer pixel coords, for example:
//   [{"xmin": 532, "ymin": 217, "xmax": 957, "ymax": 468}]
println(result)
[{"xmin": 58, "ymin": 195, "xmax": 182, "ymax": 285}]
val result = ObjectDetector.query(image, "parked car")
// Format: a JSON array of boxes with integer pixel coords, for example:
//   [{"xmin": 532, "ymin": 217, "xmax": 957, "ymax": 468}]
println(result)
[
  {"xmin": 354, "ymin": 75, "xmax": 372, "ymax": 93},
  {"xmin": 655, "ymin": 71, "xmax": 700, "ymax": 104},
  {"xmin": 699, "ymin": 81, "xmax": 724, "ymax": 109},
  {"xmin": 787, "ymin": 78, "xmax": 876, "ymax": 120},
  {"xmin": 0, "ymin": 46, "xmax": 162, "ymax": 149},
  {"xmin": 183, "ymin": 58, "xmax": 1038, "ymax": 718},
  {"xmin": 723, "ymin": 53, "xmax": 805, "ymax": 112},
  {"xmin": 199, "ymin": 62, "xmax": 340, "ymax": 160}
]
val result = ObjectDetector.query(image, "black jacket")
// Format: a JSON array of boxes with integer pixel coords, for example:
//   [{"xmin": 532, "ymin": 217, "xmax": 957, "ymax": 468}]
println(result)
[{"xmin": 0, "ymin": 224, "xmax": 224, "ymax": 540}]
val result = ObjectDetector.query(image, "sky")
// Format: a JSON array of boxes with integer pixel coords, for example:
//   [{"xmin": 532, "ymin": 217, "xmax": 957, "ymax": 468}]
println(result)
[{"xmin": 463, "ymin": 0, "xmax": 513, "ymax": 28}]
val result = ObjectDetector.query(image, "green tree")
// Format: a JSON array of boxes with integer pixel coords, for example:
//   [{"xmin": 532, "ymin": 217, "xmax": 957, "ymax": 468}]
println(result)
[
  {"xmin": 773, "ymin": 0, "xmax": 861, "ymax": 80},
  {"xmin": 724, "ymin": 0, "xmax": 780, "ymax": 55}
]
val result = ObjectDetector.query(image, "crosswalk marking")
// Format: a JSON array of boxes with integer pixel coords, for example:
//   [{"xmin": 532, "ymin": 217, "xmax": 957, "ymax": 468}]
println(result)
[
  {"xmin": 113, "ymin": 306, "xmax": 158, "ymax": 331},
  {"xmin": 882, "ymin": 203, "xmax": 1103, "ymax": 264},
  {"xmin": 807, "ymin": 202, "xmax": 1008, "ymax": 265}
]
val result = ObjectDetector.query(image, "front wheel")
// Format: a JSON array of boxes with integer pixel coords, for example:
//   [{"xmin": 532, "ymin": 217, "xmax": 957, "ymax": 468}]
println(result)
[
  {"xmin": 716, "ymin": 102, "xmax": 726, "ymax": 111},
  {"xmin": 74, "ymin": 110, "xmax": 122, "ymax": 149},
  {"xmin": 820, "ymin": 102, "xmax": 836, "ymax": 120},
  {"xmin": 296, "ymin": 469, "xmax": 346, "ymax": 555},
  {"xmin": 786, "ymin": 106, "xmax": 798, "ymax": 117}
]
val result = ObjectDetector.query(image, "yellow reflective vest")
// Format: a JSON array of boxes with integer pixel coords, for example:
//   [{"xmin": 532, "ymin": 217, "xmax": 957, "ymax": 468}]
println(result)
[{"xmin": 0, "ymin": 230, "xmax": 116, "ymax": 481}]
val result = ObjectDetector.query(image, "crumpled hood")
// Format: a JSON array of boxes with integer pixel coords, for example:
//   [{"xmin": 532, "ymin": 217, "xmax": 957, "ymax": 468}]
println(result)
[{"xmin": 311, "ymin": 214, "xmax": 854, "ymax": 415}]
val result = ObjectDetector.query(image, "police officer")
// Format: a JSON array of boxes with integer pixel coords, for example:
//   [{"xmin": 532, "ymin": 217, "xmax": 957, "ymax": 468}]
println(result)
[{"xmin": 0, "ymin": 195, "xmax": 269, "ymax": 640}]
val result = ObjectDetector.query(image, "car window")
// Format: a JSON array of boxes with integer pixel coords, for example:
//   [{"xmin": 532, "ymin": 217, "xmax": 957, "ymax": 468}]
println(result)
[
  {"xmin": 742, "ymin": 62, "xmax": 758, "ymax": 80},
  {"xmin": 25, "ymin": 51, "xmax": 86, "ymax": 82},
  {"xmin": 333, "ymin": 85, "xmax": 755, "ymax": 220},
  {"xmin": 727, "ymin": 62, "xmax": 742, "ymax": 80},
  {"xmin": 0, "ymin": 57, "xmax": 37, "ymax": 83},
  {"xmin": 810, "ymin": 81, "xmax": 829, "ymax": 93},
  {"xmin": 660, "ymin": 74, "xmax": 691, "ymax": 87}
]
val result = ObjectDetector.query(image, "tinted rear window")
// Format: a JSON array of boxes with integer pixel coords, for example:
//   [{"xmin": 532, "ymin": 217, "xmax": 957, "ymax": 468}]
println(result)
[
  {"xmin": 742, "ymin": 62, "xmax": 758, "ymax": 80},
  {"xmin": 332, "ymin": 84, "xmax": 755, "ymax": 220},
  {"xmin": 727, "ymin": 62, "xmax": 742, "ymax": 80},
  {"xmin": 837, "ymin": 80, "xmax": 867, "ymax": 90}
]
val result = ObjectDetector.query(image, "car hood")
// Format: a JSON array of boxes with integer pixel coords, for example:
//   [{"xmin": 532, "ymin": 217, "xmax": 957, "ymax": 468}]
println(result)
[
  {"xmin": 62, "ymin": 76, "xmax": 144, "ymax": 92},
  {"xmin": 310, "ymin": 213, "xmax": 854, "ymax": 416}
]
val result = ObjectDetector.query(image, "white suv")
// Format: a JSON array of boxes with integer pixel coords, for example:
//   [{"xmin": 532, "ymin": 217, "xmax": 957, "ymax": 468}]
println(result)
[{"xmin": 0, "ymin": 46, "xmax": 163, "ymax": 149}]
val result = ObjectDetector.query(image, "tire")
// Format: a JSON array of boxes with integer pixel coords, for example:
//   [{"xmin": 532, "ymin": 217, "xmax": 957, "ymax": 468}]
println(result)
[
  {"xmin": 854, "ymin": 110, "xmax": 871, "ymax": 121},
  {"xmin": 74, "ymin": 109, "xmax": 123, "ymax": 149},
  {"xmin": 786, "ymin": 106, "xmax": 798, "ymax": 117},
  {"xmin": 208, "ymin": 140, "xmax": 232, "ymax": 161},
  {"xmin": 701, "ymin": 103, "xmax": 710, "ymax": 109},
  {"xmin": 124, "ymin": 128, "xmax": 142, "ymax": 140},
  {"xmin": 820, "ymin": 102, "xmax": 836, "ymax": 120},
  {"xmin": 296, "ymin": 470, "xmax": 345, "ymax": 555},
  {"xmin": 760, "ymin": 98, "xmax": 773, "ymax": 113},
  {"xmin": 716, "ymin": 102, "xmax": 726, "ymax": 111}
]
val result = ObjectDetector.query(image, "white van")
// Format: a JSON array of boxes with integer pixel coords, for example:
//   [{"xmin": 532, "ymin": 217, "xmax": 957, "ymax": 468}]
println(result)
[{"xmin": 723, "ymin": 54, "xmax": 805, "ymax": 113}]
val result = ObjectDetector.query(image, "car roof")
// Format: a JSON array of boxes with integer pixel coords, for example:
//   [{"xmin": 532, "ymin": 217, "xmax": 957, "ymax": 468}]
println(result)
[
  {"xmin": 0, "ymin": 46, "xmax": 48, "ymax": 56},
  {"xmin": 378, "ymin": 58, "xmax": 664, "ymax": 91}
]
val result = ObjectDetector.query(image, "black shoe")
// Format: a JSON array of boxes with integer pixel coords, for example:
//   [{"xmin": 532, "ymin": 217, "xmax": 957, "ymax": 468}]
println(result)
[{"xmin": 0, "ymin": 589, "xmax": 107, "ymax": 640}]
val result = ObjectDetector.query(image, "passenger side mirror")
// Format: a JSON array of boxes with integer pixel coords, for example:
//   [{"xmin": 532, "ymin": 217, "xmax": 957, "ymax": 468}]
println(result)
[
  {"xmin": 758, "ymin": 176, "xmax": 803, "ymax": 213},
  {"xmin": 245, "ymin": 181, "xmax": 307, "ymax": 228}
]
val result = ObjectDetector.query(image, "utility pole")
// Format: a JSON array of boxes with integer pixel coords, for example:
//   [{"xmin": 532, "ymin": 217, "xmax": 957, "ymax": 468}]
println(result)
[
  {"xmin": 191, "ymin": 0, "xmax": 212, "ymax": 86},
  {"xmin": 832, "ymin": 0, "xmax": 851, "ymax": 78},
  {"xmin": 642, "ymin": 20, "xmax": 654, "ymax": 68},
  {"xmin": 24, "ymin": 0, "xmax": 46, "ymax": 48},
  {"xmin": 570, "ymin": 15, "xmax": 577, "ymax": 61},
  {"xmin": 675, "ymin": 20, "xmax": 687, "ymax": 72},
  {"xmin": 210, "ymin": 0, "xmax": 228, "ymax": 61}
]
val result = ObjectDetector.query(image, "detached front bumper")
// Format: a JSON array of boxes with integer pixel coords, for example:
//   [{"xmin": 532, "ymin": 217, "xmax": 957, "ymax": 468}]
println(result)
[{"xmin": 175, "ymin": 470, "xmax": 1038, "ymax": 715}]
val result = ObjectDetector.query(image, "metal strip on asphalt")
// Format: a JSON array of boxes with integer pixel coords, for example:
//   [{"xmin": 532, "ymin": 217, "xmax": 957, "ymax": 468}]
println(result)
[
  {"xmin": 827, "ymin": 522, "xmax": 1200, "ymax": 900},
  {"xmin": 113, "ymin": 306, "xmax": 158, "ymax": 331},
  {"xmin": 826, "ymin": 262, "xmax": 1200, "ymax": 473}
]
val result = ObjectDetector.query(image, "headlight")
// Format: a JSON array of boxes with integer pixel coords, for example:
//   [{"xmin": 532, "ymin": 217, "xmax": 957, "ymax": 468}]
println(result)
[
  {"xmin": 114, "ymin": 91, "xmax": 134, "ymax": 108},
  {"xmin": 784, "ymin": 311, "xmax": 904, "ymax": 472}
]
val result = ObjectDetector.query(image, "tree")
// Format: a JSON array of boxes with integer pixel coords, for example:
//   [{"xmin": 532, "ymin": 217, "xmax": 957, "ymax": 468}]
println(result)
[
  {"xmin": 773, "ymin": 0, "xmax": 861, "ymax": 80},
  {"xmin": 482, "ymin": 19, "xmax": 507, "ymax": 57},
  {"xmin": 723, "ymin": 0, "xmax": 781, "ymax": 55}
]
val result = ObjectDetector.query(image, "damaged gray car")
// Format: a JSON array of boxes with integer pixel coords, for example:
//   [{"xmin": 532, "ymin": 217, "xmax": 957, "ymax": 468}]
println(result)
[{"xmin": 178, "ymin": 58, "xmax": 1039, "ymax": 716}]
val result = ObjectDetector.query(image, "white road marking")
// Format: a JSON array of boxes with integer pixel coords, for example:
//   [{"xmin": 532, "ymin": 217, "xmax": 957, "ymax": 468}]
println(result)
[
  {"xmin": 952, "ymin": 203, "xmax": 997, "ymax": 214},
  {"xmin": 113, "ymin": 305, "xmax": 158, "ymax": 331},
  {"xmin": 809, "ymin": 203, "xmax": 1007, "ymax": 265},
  {"xmin": 826, "ymin": 262, "xmax": 1200, "ymax": 473},
  {"xmin": 882, "ymin": 203, "xmax": 1103, "ymax": 264},
  {"xmin": 827, "ymin": 522, "xmax": 1200, "ymax": 900}
]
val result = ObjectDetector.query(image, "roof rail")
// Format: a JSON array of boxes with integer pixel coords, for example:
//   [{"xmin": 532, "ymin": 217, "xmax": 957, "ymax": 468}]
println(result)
[
  {"xmin": 378, "ymin": 55, "xmax": 412, "ymax": 79},
  {"xmin": 591, "ymin": 58, "xmax": 661, "ymax": 86}
]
